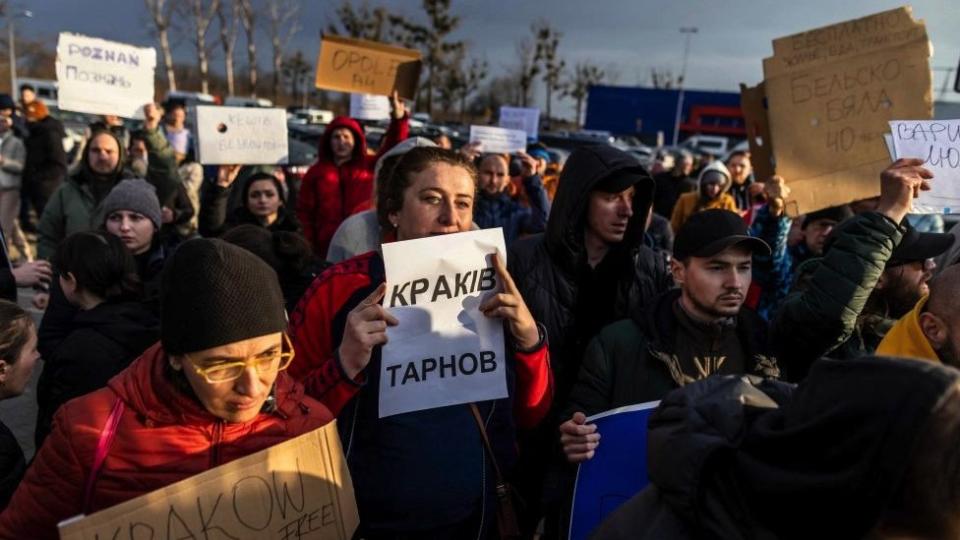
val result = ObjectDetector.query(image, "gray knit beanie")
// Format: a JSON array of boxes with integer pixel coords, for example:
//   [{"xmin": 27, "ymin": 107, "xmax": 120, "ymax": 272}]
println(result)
[{"xmin": 101, "ymin": 178, "xmax": 162, "ymax": 230}]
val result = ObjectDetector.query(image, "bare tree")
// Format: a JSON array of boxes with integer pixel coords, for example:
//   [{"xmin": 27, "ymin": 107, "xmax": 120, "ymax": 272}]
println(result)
[
  {"xmin": 533, "ymin": 20, "xmax": 564, "ymax": 122},
  {"xmin": 514, "ymin": 38, "xmax": 539, "ymax": 108},
  {"xmin": 237, "ymin": 0, "xmax": 258, "ymax": 96},
  {"xmin": 282, "ymin": 50, "xmax": 312, "ymax": 108},
  {"xmin": 392, "ymin": 0, "xmax": 464, "ymax": 117},
  {"xmin": 562, "ymin": 63, "xmax": 605, "ymax": 127},
  {"xmin": 327, "ymin": 0, "xmax": 393, "ymax": 41},
  {"xmin": 181, "ymin": 0, "xmax": 221, "ymax": 94},
  {"xmin": 216, "ymin": 0, "xmax": 239, "ymax": 96},
  {"xmin": 145, "ymin": 0, "xmax": 177, "ymax": 91},
  {"xmin": 265, "ymin": 0, "xmax": 300, "ymax": 101},
  {"xmin": 650, "ymin": 67, "xmax": 679, "ymax": 89}
]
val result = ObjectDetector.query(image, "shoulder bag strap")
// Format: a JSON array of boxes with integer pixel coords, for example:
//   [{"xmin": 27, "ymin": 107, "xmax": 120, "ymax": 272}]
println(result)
[
  {"xmin": 82, "ymin": 398, "xmax": 125, "ymax": 514},
  {"xmin": 469, "ymin": 403, "xmax": 504, "ymax": 484}
]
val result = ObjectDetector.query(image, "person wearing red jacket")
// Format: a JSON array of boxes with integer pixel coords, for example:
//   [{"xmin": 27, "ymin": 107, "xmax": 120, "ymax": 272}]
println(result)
[
  {"xmin": 0, "ymin": 239, "xmax": 334, "ymax": 539},
  {"xmin": 288, "ymin": 146, "xmax": 553, "ymax": 538},
  {"xmin": 297, "ymin": 91, "xmax": 410, "ymax": 258}
]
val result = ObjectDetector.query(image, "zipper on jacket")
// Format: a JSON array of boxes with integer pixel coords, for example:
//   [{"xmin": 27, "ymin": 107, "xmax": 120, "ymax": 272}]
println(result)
[{"xmin": 211, "ymin": 420, "xmax": 224, "ymax": 468}]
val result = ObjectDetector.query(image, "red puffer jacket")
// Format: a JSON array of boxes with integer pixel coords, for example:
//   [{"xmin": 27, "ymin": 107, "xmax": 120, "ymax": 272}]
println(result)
[
  {"xmin": 297, "ymin": 115, "xmax": 409, "ymax": 258},
  {"xmin": 0, "ymin": 343, "xmax": 333, "ymax": 540}
]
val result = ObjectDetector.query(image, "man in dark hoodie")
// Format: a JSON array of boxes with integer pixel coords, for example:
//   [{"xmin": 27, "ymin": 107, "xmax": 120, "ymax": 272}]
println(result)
[
  {"xmin": 297, "ymin": 91, "xmax": 409, "ymax": 258},
  {"xmin": 22, "ymin": 101, "xmax": 67, "ymax": 222},
  {"xmin": 508, "ymin": 144, "xmax": 671, "ymax": 537},
  {"xmin": 592, "ymin": 357, "xmax": 960, "ymax": 540}
]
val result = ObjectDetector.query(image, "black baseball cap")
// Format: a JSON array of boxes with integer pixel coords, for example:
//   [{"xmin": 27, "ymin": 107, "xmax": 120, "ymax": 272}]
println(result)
[
  {"xmin": 673, "ymin": 209, "xmax": 771, "ymax": 260},
  {"xmin": 887, "ymin": 226, "xmax": 954, "ymax": 268},
  {"xmin": 593, "ymin": 170, "xmax": 647, "ymax": 194}
]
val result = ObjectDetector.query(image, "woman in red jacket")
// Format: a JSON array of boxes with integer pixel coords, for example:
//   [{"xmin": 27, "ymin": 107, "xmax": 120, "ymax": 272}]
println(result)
[
  {"xmin": 297, "ymin": 91, "xmax": 410, "ymax": 258},
  {"xmin": 0, "ymin": 239, "xmax": 334, "ymax": 539},
  {"xmin": 289, "ymin": 146, "xmax": 553, "ymax": 538}
]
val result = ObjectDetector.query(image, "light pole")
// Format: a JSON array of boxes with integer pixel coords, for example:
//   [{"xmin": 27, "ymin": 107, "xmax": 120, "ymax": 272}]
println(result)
[
  {"xmin": 671, "ymin": 26, "xmax": 698, "ymax": 146},
  {"xmin": 6, "ymin": 8, "xmax": 33, "ymax": 97}
]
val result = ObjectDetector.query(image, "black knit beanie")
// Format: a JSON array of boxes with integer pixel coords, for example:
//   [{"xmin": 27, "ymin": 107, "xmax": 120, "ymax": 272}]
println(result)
[{"xmin": 161, "ymin": 238, "xmax": 286, "ymax": 355}]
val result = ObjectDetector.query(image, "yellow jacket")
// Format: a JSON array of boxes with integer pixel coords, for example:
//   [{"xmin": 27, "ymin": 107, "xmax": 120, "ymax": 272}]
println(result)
[
  {"xmin": 670, "ymin": 192, "xmax": 739, "ymax": 233},
  {"xmin": 876, "ymin": 296, "xmax": 939, "ymax": 363}
]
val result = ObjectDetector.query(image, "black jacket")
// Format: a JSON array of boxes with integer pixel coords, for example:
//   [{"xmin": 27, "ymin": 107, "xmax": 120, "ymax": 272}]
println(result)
[
  {"xmin": 0, "ymin": 421, "xmax": 24, "ymax": 511},
  {"xmin": 591, "ymin": 357, "xmax": 960, "ymax": 540},
  {"xmin": 0, "ymin": 228, "xmax": 14, "ymax": 302},
  {"xmin": 199, "ymin": 181, "xmax": 302, "ymax": 237},
  {"xmin": 23, "ymin": 116, "xmax": 67, "ymax": 193},
  {"xmin": 509, "ymin": 145, "xmax": 669, "ymax": 408},
  {"xmin": 35, "ymin": 299, "xmax": 159, "ymax": 448}
]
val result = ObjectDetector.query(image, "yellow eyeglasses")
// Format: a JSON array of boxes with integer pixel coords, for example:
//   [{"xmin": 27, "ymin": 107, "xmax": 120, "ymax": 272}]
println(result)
[{"xmin": 185, "ymin": 333, "xmax": 295, "ymax": 383}]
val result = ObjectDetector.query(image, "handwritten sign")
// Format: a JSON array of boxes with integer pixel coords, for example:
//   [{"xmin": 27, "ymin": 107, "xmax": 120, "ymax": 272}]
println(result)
[
  {"xmin": 380, "ymin": 228, "xmax": 508, "ymax": 418},
  {"xmin": 59, "ymin": 423, "xmax": 359, "ymax": 540},
  {"xmin": 195, "ymin": 106, "xmax": 289, "ymax": 165},
  {"xmin": 744, "ymin": 7, "xmax": 933, "ymax": 215},
  {"xmin": 349, "ymin": 93, "xmax": 391, "ymax": 121},
  {"xmin": 569, "ymin": 402, "xmax": 659, "ymax": 540},
  {"xmin": 499, "ymin": 106, "xmax": 540, "ymax": 140},
  {"xmin": 889, "ymin": 120, "xmax": 960, "ymax": 213},
  {"xmin": 469, "ymin": 126, "xmax": 527, "ymax": 154},
  {"xmin": 56, "ymin": 33, "xmax": 157, "ymax": 119},
  {"xmin": 315, "ymin": 34, "xmax": 421, "ymax": 99}
]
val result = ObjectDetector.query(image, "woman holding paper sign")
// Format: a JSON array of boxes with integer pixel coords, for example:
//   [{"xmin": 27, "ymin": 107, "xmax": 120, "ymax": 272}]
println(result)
[
  {"xmin": 289, "ymin": 146, "xmax": 552, "ymax": 538},
  {"xmin": 0, "ymin": 240, "xmax": 334, "ymax": 539},
  {"xmin": 297, "ymin": 90, "xmax": 410, "ymax": 259}
]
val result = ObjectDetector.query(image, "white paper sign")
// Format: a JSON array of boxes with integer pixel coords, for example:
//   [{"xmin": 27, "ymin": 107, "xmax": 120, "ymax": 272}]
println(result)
[
  {"xmin": 469, "ymin": 125, "xmax": 527, "ymax": 154},
  {"xmin": 349, "ymin": 93, "xmax": 391, "ymax": 121},
  {"xmin": 889, "ymin": 120, "xmax": 960, "ymax": 214},
  {"xmin": 55, "ymin": 33, "xmax": 157, "ymax": 119},
  {"xmin": 380, "ymin": 228, "xmax": 508, "ymax": 418},
  {"xmin": 499, "ymin": 106, "xmax": 540, "ymax": 140},
  {"xmin": 195, "ymin": 106, "xmax": 289, "ymax": 165}
]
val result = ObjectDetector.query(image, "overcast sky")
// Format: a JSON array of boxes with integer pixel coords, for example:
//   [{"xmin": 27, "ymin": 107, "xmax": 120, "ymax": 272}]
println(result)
[{"xmin": 19, "ymin": 0, "xmax": 960, "ymax": 116}]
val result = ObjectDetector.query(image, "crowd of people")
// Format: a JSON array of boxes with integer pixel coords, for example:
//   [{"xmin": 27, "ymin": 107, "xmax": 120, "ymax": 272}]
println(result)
[{"xmin": 1, "ymin": 80, "xmax": 960, "ymax": 539}]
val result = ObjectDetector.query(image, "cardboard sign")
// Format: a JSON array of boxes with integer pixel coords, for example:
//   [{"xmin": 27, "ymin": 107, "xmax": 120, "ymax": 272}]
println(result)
[
  {"xmin": 315, "ymin": 34, "xmax": 421, "ymax": 99},
  {"xmin": 499, "ymin": 106, "xmax": 540, "ymax": 140},
  {"xmin": 59, "ymin": 423, "xmax": 359, "ymax": 540},
  {"xmin": 56, "ymin": 33, "xmax": 157, "ymax": 119},
  {"xmin": 380, "ymin": 228, "xmax": 508, "ymax": 418},
  {"xmin": 195, "ymin": 106, "xmax": 289, "ymax": 165},
  {"xmin": 743, "ymin": 7, "xmax": 933, "ymax": 216},
  {"xmin": 349, "ymin": 93, "xmax": 391, "ymax": 121},
  {"xmin": 469, "ymin": 125, "xmax": 527, "ymax": 154},
  {"xmin": 569, "ymin": 402, "xmax": 659, "ymax": 540},
  {"xmin": 889, "ymin": 120, "xmax": 960, "ymax": 213}
]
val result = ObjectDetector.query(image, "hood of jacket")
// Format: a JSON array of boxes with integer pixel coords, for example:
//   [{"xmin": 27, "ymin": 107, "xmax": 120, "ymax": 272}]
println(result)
[
  {"xmin": 876, "ymin": 295, "xmax": 938, "ymax": 362},
  {"xmin": 107, "ymin": 342, "xmax": 310, "ymax": 426},
  {"xmin": 694, "ymin": 160, "xmax": 731, "ymax": 197},
  {"xmin": 545, "ymin": 145, "xmax": 652, "ymax": 272},
  {"xmin": 71, "ymin": 300, "xmax": 159, "ymax": 353},
  {"xmin": 77, "ymin": 128, "xmax": 127, "ymax": 184},
  {"xmin": 318, "ymin": 116, "xmax": 367, "ymax": 164},
  {"xmin": 647, "ymin": 357, "xmax": 960, "ymax": 538}
]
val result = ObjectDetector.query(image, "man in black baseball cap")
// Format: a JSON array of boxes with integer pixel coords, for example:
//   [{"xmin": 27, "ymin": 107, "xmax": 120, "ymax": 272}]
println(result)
[{"xmin": 560, "ymin": 207, "xmax": 782, "ymax": 464}]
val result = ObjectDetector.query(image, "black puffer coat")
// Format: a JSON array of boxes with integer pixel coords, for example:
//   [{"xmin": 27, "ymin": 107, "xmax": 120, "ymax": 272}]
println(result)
[
  {"xmin": 592, "ymin": 357, "xmax": 960, "ymax": 539},
  {"xmin": 509, "ymin": 145, "xmax": 670, "ymax": 406},
  {"xmin": 34, "ymin": 299, "xmax": 159, "ymax": 448}
]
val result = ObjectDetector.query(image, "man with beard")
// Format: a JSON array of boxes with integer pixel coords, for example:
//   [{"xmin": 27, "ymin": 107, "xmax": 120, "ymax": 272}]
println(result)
[{"xmin": 876, "ymin": 253, "xmax": 960, "ymax": 365}]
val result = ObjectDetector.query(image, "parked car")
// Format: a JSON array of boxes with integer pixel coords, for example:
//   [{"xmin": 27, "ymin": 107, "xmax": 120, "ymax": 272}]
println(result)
[
  {"xmin": 224, "ymin": 96, "xmax": 274, "ymax": 108},
  {"xmin": 680, "ymin": 134, "xmax": 731, "ymax": 157}
]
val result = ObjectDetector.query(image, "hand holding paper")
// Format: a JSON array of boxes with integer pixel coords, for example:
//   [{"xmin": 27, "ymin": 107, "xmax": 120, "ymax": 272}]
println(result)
[
  {"xmin": 479, "ymin": 253, "xmax": 539, "ymax": 350},
  {"xmin": 143, "ymin": 103, "xmax": 162, "ymax": 131},
  {"xmin": 340, "ymin": 283, "xmax": 399, "ymax": 379},
  {"xmin": 877, "ymin": 158, "xmax": 933, "ymax": 224},
  {"xmin": 389, "ymin": 90, "xmax": 405, "ymax": 120},
  {"xmin": 215, "ymin": 164, "xmax": 242, "ymax": 188}
]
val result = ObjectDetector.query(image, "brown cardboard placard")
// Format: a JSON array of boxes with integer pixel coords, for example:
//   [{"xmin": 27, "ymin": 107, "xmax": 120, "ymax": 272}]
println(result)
[
  {"xmin": 315, "ymin": 34, "xmax": 422, "ymax": 99},
  {"xmin": 58, "ymin": 422, "xmax": 358, "ymax": 540},
  {"xmin": 756, "ymin": 6, "xmax": 932, "ymax": 215},
  {"xmin": 740, "ymin": 82, "xmax": 775, "ymax": 184}
]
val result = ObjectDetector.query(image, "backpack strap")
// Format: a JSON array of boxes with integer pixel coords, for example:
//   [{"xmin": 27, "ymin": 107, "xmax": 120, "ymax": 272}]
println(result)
[{"xmin": 82, "ymin": 398, "xmax": 125, "ymax": 514}]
